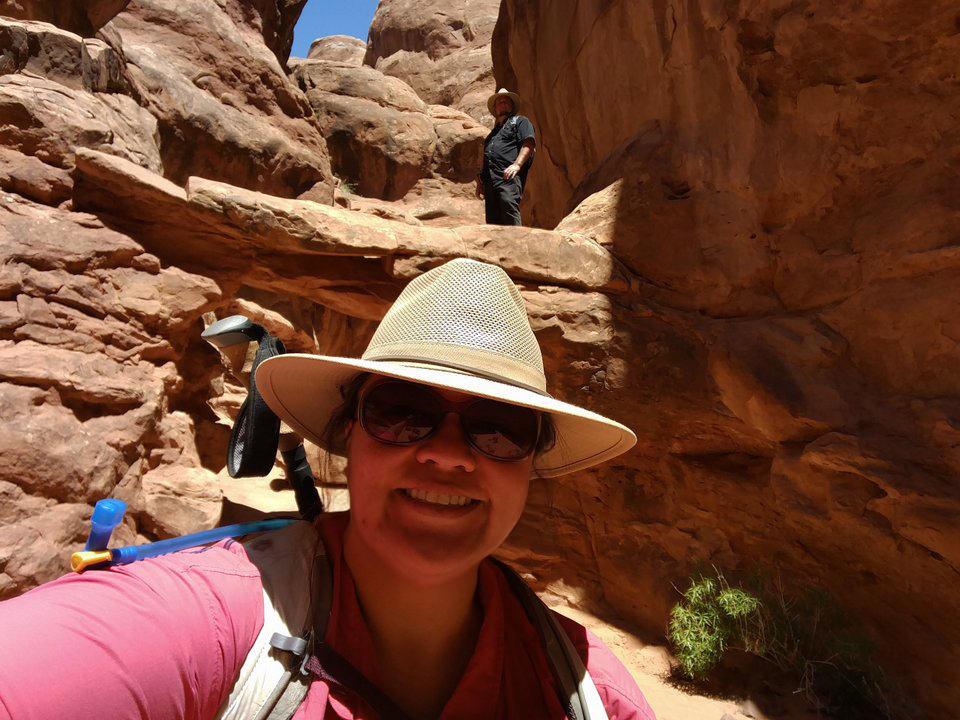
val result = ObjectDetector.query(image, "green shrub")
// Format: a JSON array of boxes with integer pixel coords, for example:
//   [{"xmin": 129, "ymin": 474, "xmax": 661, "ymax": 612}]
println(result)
[
  {"xmin": 668, "ymin": 574, "xmax": 761, "ymax": 679},
  {"xmin": 337, "ymin": 177, "xmax": 358, "ymax": 195},
  {"xmin": 668, "ymin": 569, "xmax": 912, "ymax": 719}
]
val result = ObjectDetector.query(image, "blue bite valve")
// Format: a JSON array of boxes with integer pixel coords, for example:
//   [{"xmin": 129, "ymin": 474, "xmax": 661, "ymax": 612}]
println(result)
[{"xmin": 84, "ymin": 498, "xmax": 128, "ymax": 551}]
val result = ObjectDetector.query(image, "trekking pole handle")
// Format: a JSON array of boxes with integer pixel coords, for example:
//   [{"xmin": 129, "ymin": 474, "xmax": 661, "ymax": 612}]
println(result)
[{"xmin": 201, "ymin": 315, "xmax": 266, "ymax": 348}]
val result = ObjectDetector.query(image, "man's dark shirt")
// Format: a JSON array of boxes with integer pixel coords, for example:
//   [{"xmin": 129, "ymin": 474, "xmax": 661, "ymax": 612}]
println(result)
[{"xmin": 482, "ymin": 114, "xmax": 535, "ymax": 189}]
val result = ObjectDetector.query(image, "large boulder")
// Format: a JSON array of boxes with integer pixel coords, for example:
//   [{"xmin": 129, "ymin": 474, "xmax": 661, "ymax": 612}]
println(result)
[
  {"xmin": 0, "ymin": 73, "xmax": 161, "ymax": 173},
  {"xmin": 306, "ymin": 35, "xmax": 366, "ymax": 65},
  {"xmin": 0, "ymin": 18, "xmax": 120, "ymax": 90},
  {"xmin": 0, "ymin": 17, "xmax": 160, "ymax": 205},
  {"xmin": 216, "ymin": 0, "xmax": 306, "ymax": 66},
  {"xmin": 364, "ymin": 0, "xmax": 500, "ymax": 122},
  {"xmin": 295, "ymin": 60, "xmax": 486, "ymax": 201},
  {"xmin": 0, "ymin": 0, "xmax": 129, "ymax": 36},
  {"xmin": 99, "ymin": 0, "xmax": 334, "ymax": 200}
]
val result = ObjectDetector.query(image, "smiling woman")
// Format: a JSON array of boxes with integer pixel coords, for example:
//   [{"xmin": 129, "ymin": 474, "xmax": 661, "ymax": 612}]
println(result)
[
  {"xmin": 0, "ymin": 259, "xmax": 656, "ymax": 720},
  {"xmin": 290, "ymin": 0, "xmax": 379, "ymax": 58},
  {"xmin": 343, "ymin": 377, "xmax": 535, "ymax": 587},
  {"xmin": 250, "ymin": 258, "xmax": 650, "ymax": 718}
]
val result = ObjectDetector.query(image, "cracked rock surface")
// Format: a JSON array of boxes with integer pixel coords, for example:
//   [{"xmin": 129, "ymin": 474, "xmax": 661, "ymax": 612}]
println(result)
[{"xmin": 494, "ymin": 0, "xmax": 960, "ymax": 714}]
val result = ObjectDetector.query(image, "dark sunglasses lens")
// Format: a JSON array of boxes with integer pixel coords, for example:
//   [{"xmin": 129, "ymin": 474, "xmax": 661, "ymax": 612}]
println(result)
[
  {"xmin": 361, "ymin": 382, "xmax": 442, "ymax": 444},
  {"xmin": 464, "ymin": 400, "xmax": 539, "ymax": 460}
]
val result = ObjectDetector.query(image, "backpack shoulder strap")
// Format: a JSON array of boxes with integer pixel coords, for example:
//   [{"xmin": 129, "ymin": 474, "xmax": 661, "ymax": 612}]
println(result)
[
  {"xmin": 214, "ymin": 520, "xmax": 330, "ymax": 720},
  {"xmin": 215, "ymin": 527, "xmax": 608, "ymax": 720},
  {"xmin": 492, "ymin": 559, "xmax": 609, "ymax": 720}
]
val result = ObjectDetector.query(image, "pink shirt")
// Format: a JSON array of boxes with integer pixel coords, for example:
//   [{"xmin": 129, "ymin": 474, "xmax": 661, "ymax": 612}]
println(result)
[{"xmin": 0, "ymin": 514, "xmax": 656, "ymax": 720}]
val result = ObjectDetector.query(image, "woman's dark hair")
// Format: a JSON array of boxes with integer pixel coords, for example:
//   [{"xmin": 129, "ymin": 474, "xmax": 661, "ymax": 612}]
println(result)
[
  {"xmin": 322, "ymin": 372, "xmax": 557, "ymax": 461},
  {"xmin": 322, "ymin": 372, "xmax": 369, "ymax": 455}
]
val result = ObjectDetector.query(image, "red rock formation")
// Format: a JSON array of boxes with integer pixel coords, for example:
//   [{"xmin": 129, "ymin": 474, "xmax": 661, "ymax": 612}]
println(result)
[
  {"xmin": 97, "ymin": 0, "xmax": 334, "ymax": 199},
  {"xmin": 494, "ymin": 0, "xmax": 960, "ymax": 714},
  {"xmin": 291, "ymin": 56, "xmax": 487, "ymax": 224},
  {"xmin": 0, "ymin": 0, "xmax": 129, "ymax": 36},
  {"xmin": 0, "ymin": 190, "xmax": 222, "ymax": 593},
  {"xmin": 0, "ymin": 19, "xmax": 160, "ymax": 194},
  {"xmin": 218, "ymin": 0, "xmax": 306, "ymax": 65},
  {"xmin": 364, "ymin": 0, "xmax": 500, "ymax": 122},
  {"xmin": 307, "ymin": 35, "xmax": 366, "ymax": 65}
]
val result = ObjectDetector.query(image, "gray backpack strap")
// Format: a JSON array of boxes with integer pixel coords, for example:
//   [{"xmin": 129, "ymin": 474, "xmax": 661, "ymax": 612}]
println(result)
[
  {"xmin": 254, "ymin": 545, "xmax": 333, "ymax": 720},
  {"xmin": 215, "ymin": 520, "xmax": 332, "ymax": 720},
  {"xmin": 540, "ymin": 597, "xmax": 609, "ymax": 720},
  {"xmin": 253, "ymin": 662, "xmax": 309, "ymax": 720},
  {"xmin": 493, "ymin": 559, "xmax": 609, "ymax": 720}
]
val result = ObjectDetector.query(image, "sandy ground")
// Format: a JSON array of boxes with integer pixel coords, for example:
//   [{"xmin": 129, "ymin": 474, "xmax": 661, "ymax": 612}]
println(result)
[
  {"xmin": 556, "ymin": 605, "xmax": 822, "ymax": 720},
  {"xmin": 558, "ymin": 604, "xmax": 748, "ymax": 720}
]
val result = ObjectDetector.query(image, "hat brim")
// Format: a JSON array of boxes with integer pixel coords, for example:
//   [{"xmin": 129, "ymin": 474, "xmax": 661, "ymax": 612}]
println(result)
[
  {"xmin": 487, "ymin": 91, "xmax": 521, "ymax": 115},
  {"xmin": 255, "ymin": 354, "xmax": 636, "ymax": 477}
]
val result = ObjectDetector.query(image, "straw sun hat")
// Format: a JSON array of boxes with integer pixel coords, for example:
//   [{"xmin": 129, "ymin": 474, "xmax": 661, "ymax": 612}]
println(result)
[
  {"xmin": 255, "ymin": 259, "xmax": 636, "ymax": 477},
  {"xmin": 487, "ymin": 88, "xmax": 521, "ymax": 115}
]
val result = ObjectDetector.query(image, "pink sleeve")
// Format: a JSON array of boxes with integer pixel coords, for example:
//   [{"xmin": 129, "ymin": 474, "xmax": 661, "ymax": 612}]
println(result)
[
  {"xmin": 0, "ymin": 539, "xmax": 264, "ymax": 720},
  {"xmin": 555, "ymin": 614, "xmax": 658, "ymax": 720}
]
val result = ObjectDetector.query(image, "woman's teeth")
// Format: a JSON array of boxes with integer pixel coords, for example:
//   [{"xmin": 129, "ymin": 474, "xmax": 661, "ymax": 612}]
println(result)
[{"xmin": 404, "ymin": 488, "xmax": 474, "ymax": 506}]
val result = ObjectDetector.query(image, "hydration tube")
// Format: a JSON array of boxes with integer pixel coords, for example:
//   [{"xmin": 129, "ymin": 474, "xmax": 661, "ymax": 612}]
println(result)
[
  {"xmin": 83, "ymin": 498, "xmax": 127, "ymax": 551},
  {"xmin": 71, "ymin": 517, "xmax": 296, "ymax": 572}
]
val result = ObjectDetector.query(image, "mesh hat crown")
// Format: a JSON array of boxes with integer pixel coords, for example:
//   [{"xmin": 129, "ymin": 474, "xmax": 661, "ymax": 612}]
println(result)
[
  {"xmin": 255, "ymin": 258, "xmax": 637, "ymax": 476},
  {"xmin": 362, "ymin": 260, "xmax": 547, "ymax": 393}
]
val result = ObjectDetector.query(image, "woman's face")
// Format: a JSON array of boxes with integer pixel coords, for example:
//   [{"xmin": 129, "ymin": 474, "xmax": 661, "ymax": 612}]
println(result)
[{"xmin": 343, "ymin": 378, "xmax": 534, "ymax": 585}]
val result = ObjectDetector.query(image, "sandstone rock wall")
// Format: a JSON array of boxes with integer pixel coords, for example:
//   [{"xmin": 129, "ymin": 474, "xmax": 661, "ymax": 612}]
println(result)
[
  {"xmin": 0, "ymin": 0, "xmax": 129, "ymax": 36},
  {"xmin": 494, "ymin": 0, "xmax": 960, "ymax": 714},
  {"xmin": 294, "ymin": 59, "xmax": 487, "ymax": 202},
  {"xmin": 0, "ymin": 188, "xmax": 222, "ymax": 593},
  {"xmin": 99, "ymin": 0, "xmax": 334, "ymax": 199},
  {"xmin": 364, "ymin": 0, "xmax": 500, "ymax": 123},
  {"xmin": 0, "ymin": 0, "xmax": 340, "ymax": 597}
]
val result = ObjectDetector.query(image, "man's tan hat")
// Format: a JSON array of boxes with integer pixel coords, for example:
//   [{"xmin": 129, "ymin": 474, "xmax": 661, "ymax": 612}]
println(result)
[
  {"xmin": 255, "ymin": 259, "xmax": 636, "ymax": 476},
  {"xmin": 487, "ymin": 87, "xmax": 521, "ymax": 115}
]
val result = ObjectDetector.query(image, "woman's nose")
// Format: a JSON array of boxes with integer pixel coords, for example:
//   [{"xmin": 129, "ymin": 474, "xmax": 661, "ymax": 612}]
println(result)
[{"xmin": 414, "ymin": 412, "xmax": 476, "ymax": 471}]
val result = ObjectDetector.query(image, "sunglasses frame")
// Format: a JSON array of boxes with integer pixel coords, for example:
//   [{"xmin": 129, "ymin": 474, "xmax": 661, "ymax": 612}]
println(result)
[{"xmin": 356, "ymin": 379, "xmax": 542, "ymax": 462}]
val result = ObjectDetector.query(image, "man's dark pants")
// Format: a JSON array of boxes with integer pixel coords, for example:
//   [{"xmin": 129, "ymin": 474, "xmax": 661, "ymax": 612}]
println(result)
[{"xmin": 484, "ymin": 176, "xmax": 522, "ymax": 226}]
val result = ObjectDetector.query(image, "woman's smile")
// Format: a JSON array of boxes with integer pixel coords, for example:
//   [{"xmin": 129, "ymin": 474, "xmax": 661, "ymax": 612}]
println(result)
[
  {"xmin": 400, "ymin": 487, "xmax": 479, "ymax": 507},
  {"xmin": 396, "ymin": 488, "xmax": 480, "ymax": 510},
  {"xmin": 343, "ymin": 380, "xmax": 533, "ymax": 584},
  {"xmin": 393, "ymin": 487, "xmax": 482, "ymax": 520}
]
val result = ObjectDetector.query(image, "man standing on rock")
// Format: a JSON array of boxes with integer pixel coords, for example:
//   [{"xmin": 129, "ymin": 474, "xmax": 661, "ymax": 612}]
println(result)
[{"xmin": 476, "ymin": 88, "xmax": 536, "ymax": 225}]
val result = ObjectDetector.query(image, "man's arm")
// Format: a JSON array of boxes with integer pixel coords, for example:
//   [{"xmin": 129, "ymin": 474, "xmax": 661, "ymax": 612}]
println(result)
[{"xmin": 503, "ymin": 138, "xmax": 535, "ymax": 181}]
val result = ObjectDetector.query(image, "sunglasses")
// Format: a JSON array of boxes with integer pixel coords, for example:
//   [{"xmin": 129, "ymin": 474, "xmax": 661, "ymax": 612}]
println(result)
[{"xmin": 357, "ymin": 380, "xmax": 541, "ymax": 461}]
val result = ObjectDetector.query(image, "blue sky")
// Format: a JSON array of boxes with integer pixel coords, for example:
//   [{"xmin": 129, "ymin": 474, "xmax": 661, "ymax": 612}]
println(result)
[{"xmin": 291, "ymin": 1, "xmax": 380, "ymax": 58}]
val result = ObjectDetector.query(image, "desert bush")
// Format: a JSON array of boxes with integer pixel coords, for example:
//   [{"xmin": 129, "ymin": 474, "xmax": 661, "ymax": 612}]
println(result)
[{"xmin": 668, "ymin": 569, "xmax": 912, "ymax": 719}]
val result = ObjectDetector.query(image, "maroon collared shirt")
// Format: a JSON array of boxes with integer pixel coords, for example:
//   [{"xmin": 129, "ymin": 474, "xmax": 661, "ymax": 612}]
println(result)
[{"xmin": 298, "ymin": 513, "xmax": 656, "ymax": 719}]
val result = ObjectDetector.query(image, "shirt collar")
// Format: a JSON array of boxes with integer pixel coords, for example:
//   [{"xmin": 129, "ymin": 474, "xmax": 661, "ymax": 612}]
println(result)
[{"xmin": 319, "ymin": 513, "xmax": 506, "ymax": 717}]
